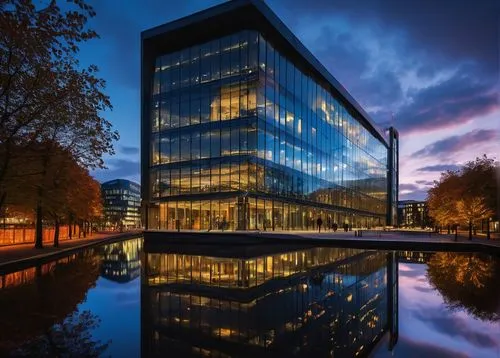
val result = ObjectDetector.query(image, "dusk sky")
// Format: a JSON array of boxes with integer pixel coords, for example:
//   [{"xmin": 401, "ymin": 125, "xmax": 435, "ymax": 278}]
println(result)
[{"xmin": 89, "ymin": 0, "xmax": 500, "ymax": 200}]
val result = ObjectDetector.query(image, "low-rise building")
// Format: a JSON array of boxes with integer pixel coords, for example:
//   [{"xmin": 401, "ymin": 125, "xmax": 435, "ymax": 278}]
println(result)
[
  {"xmin": 398, "ymin": 200, "xmax": 431, "ymax": 228},
  {"xmin": 101, "ymin": 179, "xmax": 142, "ymax": 229}
]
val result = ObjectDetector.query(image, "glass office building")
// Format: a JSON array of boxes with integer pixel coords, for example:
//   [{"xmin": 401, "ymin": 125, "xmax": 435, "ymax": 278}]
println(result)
[
  {"xmin": 101, "ymin": 179, "xmax": 142, "ymax": 229},
  {"xmin": 141, "ymin": 0, "xmax": 399, "ymax": 231}
]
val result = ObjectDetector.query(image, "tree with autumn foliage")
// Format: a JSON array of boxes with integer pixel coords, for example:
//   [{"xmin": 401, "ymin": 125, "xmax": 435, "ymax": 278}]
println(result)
[
  {"xmin": 427, "ymin": 170, "xmax": 461, "ymax": 229},
  {"xmin": 4, "ymin": 142, "xmax": 103, "ymax": 247},
  {"xmin": 427, "ymin": 156, "xmax": 499, "ymax": 240},
  {"xmin": 427, "ymin": 252, "xmax": 500, "ymax": 321},
  {"xmin": 0, "ymin": 0, "xmax": 118, "ymax": 247}
]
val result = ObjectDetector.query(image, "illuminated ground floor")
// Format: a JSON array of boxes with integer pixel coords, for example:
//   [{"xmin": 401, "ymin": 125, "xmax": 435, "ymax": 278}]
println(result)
[{"xmin": 147, "ymin": 195, "xmax": 385, "ymax": 231}]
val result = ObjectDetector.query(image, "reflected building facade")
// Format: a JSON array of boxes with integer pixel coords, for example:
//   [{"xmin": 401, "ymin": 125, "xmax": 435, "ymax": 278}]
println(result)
[
  {"xmin": 141, "ymin": 246, "xmax": 398, "ymax": 357},
  {"xmin": 141, "ymin": 0, "xmax": 399, "ymax": 231},
  {"xmin": 100, "ymin": 239, "xmax": 143, "ymax": 283}
]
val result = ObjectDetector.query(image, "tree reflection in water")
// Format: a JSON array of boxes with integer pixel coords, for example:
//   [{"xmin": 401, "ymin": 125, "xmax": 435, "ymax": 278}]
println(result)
[
  {"xmin": 427, "ymin": 252, "xmax": 500, "ymax": 321},
  {"xmin": 10, "ymin": 310, "xmax": 109, "ymax": 357},
  {"xmin": 0, "ymin": 250, "xmax": 103, "ymax": 355}
]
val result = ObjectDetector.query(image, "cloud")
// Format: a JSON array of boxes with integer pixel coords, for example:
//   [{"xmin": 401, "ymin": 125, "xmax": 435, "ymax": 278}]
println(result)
[
  {"xmin": 274, "ymin": 0, "xmax": 499, "ymax": 136},
  {"xmin": 92, "ymin": 158, "xmax": 140, "ymax": 183},
  {"xmin": 399, "ymin": 189, "xmax": 428, "ymax": 201},
  {"xmin": 416, "ymin": 164, "xmax": 461, "ymax": 173},
  {"xmin": 416, "ymin": 180, "xmax": 434, "ymax": 186},
  {"xmin": 309, "ymin": 26, "xmax": 404, "ymax": 111},
  {"xmin": 120, "ymin": 146, "xmax": 140, "ymax": 155},
  {"xmin": 277, "ymin": 0, "xmax": 499, "ymax": 73},
  {"xmin": 372, "ymin": 336, "xmax": 469, "ymax": 358},
  {"xmin": 412, "ymin": 129, "xmax": 499, "ymax": 158},
  {"xmin": 396, "ymin": 72, "xmax": 499, "ymax": 134},
  {"xmin": 413, "ymin": 311, "xmax": 499, "ymax": 349},
  {"xmin": 399, "ymin": 183, "xmax": 429, "ymax": 200},
  {"xmin": 399, "ymin": 269, "xmax": 426, "ymax": 279},
  {"xmin": 400, "ymin": 183, "xmax": 419, "ymax": 191}
]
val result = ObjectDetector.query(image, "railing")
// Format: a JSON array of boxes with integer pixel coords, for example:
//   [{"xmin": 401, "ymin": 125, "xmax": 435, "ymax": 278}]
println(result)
[{"xmin": 0, "ymin": 226, "xmax": 81, "ymax": 246}]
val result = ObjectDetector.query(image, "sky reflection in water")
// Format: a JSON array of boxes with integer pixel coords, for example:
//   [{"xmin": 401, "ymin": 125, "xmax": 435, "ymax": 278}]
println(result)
[{"xmin": 373, "ymin": 262, "xmax": 500, "ymax": 358}]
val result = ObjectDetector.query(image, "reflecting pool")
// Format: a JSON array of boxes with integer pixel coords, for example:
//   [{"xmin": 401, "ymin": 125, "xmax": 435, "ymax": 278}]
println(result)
[{"xmin": 0, "ymin": 238, "xmax": 499, "ymax": 357}]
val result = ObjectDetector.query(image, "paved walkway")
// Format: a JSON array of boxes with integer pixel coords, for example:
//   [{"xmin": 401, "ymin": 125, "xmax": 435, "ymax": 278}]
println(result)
[
  {"xmin": 0, "ymin": 231, "xmax": 142, "ymax": 270},
  {"xmin": 147, "ymin": 228, "xmax": 499, "ymax": 243},
  {"xmin": 144, "ymin": 229, "xmax": 500, "ymax": 253}
]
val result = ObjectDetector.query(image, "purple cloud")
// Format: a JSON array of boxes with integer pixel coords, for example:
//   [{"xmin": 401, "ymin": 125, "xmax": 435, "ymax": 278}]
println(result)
[
  {"xmin": 413, "ymin": 310, "xmax": 499, "ymax": 349},
  {"xmin": 400, "ymin": 183, "xmax": 420, "ymax": 191},
  {"xmin": 399, "ymin": 189, "xmax": 429, "ymax": 201},
  {"xmin": 416, "ymin": 180, "xmax": 434, "ymax": 186},
  {"xmin": 416, "ymin": 164, "xmax": 461, "ymax": 173},
  {"xmin": 412, "ymin": 129, "xmax": 499, "ymax": 158},
  {"xmin": 396, "ymin": 72, "xmax": 499, "ymax": 133}
]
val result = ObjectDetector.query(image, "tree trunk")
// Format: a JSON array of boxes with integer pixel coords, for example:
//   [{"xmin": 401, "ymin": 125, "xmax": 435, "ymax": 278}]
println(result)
[
  {"xmin": 68, "ymin": 217, "xmax": 72, "ymax": 240},
  {"xmin": 82, "ymin": 221, "xmax": 87, "ymax": 238},
  {"xmin": 468, "ymin": 221, "xmax": 473, "ymax": 240},
  {"xmin": 35, "ymin": 201, "xmax": 43, "ymax": 249},
  {"xmin": 53, "ymin": 218, "xmax": 59, "ymax": 247},
  {"xmin": 0, "ymin": 192, "xmax": 7, "ymax": 217}
]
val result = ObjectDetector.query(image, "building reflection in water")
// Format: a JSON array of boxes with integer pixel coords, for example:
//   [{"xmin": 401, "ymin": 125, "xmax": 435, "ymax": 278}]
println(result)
[
  {"xmin": 141, "ymin": 246, "xmax": 398, "ymax": 357},
  {"xmin": 100, "ymin": 239, "xmax": 143, "ymax": 283}
]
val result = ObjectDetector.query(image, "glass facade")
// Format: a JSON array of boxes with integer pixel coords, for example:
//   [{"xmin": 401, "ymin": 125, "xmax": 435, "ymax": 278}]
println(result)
[
  {"xmin": 102, "ymin": 179, "xmax": 142, "ymax": 229},
  {"xmin": 146, "ymin": 30, "xmax": 390, "ymax": 230}
]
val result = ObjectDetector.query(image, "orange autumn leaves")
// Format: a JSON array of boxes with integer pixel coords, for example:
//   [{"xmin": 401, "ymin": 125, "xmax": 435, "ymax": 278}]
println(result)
[{"xmin": 427, "ymin": 156, "xmax": 498, "ymax": 228}]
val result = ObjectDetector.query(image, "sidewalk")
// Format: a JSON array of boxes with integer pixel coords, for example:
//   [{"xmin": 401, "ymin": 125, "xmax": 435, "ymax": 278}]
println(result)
[
  {"xmin": 144, "ymin": 229, "xmax": 500, "ymax": 253},
  {"xmin": 0, "ymin": 230, "xmax": 142, "ymax": 271}
]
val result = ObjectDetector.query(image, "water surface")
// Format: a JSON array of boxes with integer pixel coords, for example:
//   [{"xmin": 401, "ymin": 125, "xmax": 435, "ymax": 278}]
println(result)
[{"xmin": 0, "ymin": 238, "xmax": 498, "ymax": 357}]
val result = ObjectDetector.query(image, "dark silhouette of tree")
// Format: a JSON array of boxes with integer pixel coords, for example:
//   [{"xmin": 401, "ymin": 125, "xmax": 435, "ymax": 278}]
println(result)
[
  {"xmin": 10, "ymin": 310, "xmax": 110, "ymax": 357},
  {"xmin": 427, "ymin": 252, "xmax": 500, "ymax": 321},
  {"xmin": 0, "ymin": 0, "xmax": 118, "ymax": 247}
]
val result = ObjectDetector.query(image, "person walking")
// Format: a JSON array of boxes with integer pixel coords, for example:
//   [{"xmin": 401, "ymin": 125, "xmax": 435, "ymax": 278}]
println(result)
[{"xmin": 317, "ymin": 217, "xmax": 323, "ymax": 233}]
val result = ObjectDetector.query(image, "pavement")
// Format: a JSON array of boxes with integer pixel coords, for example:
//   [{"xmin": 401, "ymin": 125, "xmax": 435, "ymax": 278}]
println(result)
[
  {"xmin": 0, "ymin": 230, "xmax": 142, "ymax": 273},
  {"xmin": 144, "ymin": 229, "xmax": 500, "ymax": 253}
]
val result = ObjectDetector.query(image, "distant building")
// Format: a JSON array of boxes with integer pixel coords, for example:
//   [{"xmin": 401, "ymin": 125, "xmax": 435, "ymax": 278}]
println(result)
[
  {"xmin": 101, "ymin": 179, "xmax": 142, "ymax": 229},
  {"xmin": 397, "ymin": 200, "xmax": 431, "ymax": 228}
]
